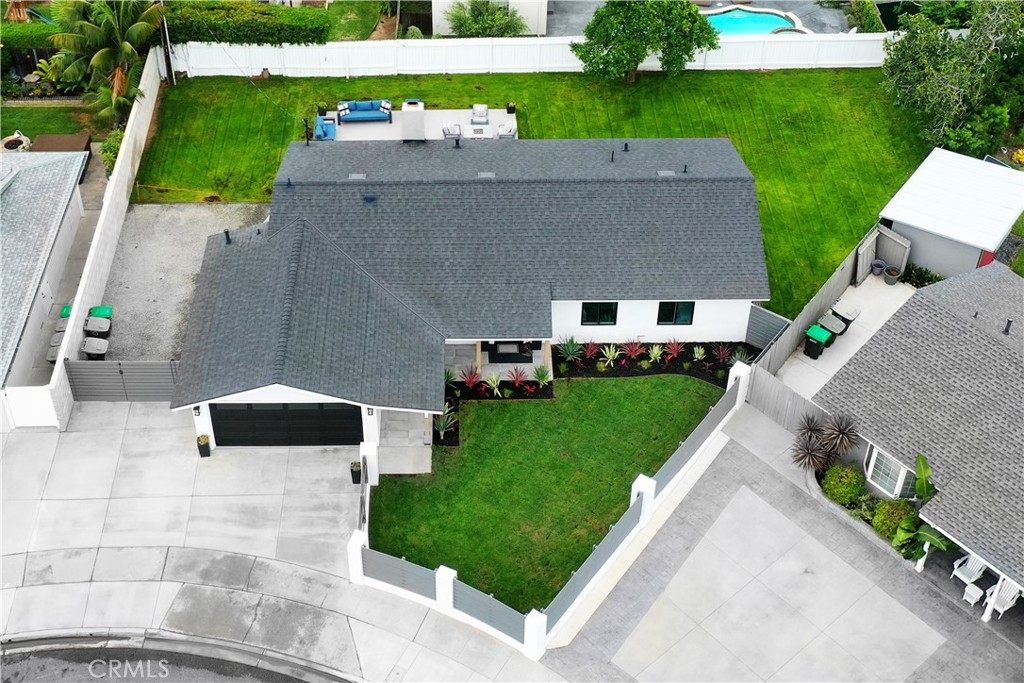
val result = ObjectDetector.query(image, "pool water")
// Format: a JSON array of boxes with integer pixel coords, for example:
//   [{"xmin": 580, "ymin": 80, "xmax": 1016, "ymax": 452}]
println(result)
[{"xmin": 705, "ymin": 7, "xmax": 796, "ymax": 35}]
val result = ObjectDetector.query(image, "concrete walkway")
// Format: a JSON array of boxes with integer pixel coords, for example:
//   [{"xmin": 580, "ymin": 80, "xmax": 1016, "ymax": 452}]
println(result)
[
  {"xmin": 539, "ymin": 407, "xmax": 1023, "ymax": 682},
  {"xmin": 1, "ymin": 401, "xmax": 563, "ymax": 682}
]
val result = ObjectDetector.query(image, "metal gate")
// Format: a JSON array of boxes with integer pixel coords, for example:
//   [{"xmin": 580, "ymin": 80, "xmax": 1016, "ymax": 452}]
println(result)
[{"xmin": 64, "ymin": 360, "xmax": 179, "ymax": 401}]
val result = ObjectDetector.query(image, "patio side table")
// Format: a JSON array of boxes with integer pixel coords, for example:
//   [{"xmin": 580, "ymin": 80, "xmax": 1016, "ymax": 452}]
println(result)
[{"xmin": 963, "ymin": 582, "xmax": 984, "ymax": 606}]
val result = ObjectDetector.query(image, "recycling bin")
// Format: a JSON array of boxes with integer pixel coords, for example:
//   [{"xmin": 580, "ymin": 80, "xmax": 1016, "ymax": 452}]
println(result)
[
  {"xmin": 84, "ymin": 316, "xmax": 111, "ymax": 339},
  {"xmin": 803, "ymin": 324, "xmax": 831, "ymax": 360},
  {"xmin": 88, "ymin": 305, "xmax": 113, "ymax": 319}
]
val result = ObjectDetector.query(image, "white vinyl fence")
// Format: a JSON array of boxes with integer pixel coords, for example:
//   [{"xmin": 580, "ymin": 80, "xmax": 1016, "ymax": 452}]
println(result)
[
  {"xmin": 4, "ymin": 51, "xmax": 161, "ymax": 429},
  {"xmin": 162, "ymin": 33, "xmax": 891, "ymax": 79}
]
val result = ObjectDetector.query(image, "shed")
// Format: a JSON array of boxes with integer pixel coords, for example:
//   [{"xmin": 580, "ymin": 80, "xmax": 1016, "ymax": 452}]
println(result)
[{"xmin": 879, "ymin": 148, "xmax": 1024, "ymax": 277}]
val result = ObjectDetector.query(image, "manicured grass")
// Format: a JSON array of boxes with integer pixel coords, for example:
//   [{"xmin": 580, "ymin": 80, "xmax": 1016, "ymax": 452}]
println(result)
[
  {"xmin": 134, "ymin": 70, "xmax": 927, "ymax": 316},
  {"xmin": 327, "ymin": 1, "xmax": 380, "ymax": 40},
  {"xmin": 1012, "ymin": 214, "xmax": 1024, "ymax": 277},
  {"xmin": 0, "ymin": 105, "xmax": 97, "ymax": 138},
  {"xmin": 369, "ymin": 375, "xmax": 723, "ymax": 612}
]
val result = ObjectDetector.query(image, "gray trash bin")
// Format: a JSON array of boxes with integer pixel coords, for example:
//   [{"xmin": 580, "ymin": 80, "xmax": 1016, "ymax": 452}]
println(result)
[
  {"xmin": 49, "ymin": 331, "xmax": 64, "ymax": 347},
  {"xmin": 84, "ymin": 316, "xmax": 111, "ymax": 339},
  {"xmin": 81, "ymin": 337, "xmax": 108, "ymax": 360}
]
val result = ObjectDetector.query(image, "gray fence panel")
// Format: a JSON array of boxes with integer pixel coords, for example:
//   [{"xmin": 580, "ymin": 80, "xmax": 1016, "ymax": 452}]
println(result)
[
  {"xmin": 362, "ymin": 547, "xmax": 437, "ymax": 600},
  {"xmin": 544, "ymin": 497, "xmax": 644, "ymax": 632},
  {"xmin": 757, "ymin": 248, "xmax": 857, "ymax": 375},
  {"xmin": 855, "ymin": 229, "xmax": 878, "ymax": 286},
  {"xmin": 746, "ymin": 366, "xmax": 827, "ymax": 433},
  {"xmin": 452, "ymin": 580, "xmax": 526, "ymax": 643},
  {"xmin": 64, "ymin": 360, "xmax": 179, "ymax": 401},
  {"xmin": 746, "ymin": 305, "xmax": 790, "ymax": 351},
  {"xmin": 653, "ymin": 381, "xmax": 740, "ymax": 496},
  {"xmin": 876, "ymin": 226, "xmax": 911, "ymax": 275}
]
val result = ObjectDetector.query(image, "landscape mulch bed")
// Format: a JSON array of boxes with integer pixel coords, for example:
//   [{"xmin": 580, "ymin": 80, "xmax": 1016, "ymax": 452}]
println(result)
[{"xmin": 433, "ymin": 381, "xmax": 555, "ymax": 446}]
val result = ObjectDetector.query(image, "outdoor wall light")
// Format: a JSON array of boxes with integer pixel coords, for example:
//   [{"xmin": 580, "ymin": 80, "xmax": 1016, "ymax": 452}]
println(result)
[
  {"xmin": 367, "ymin": 407, "xmax": 374, "ymax": 416},
  {"xmin": 193, "ymin": 406, "xmax": 201, "ymax": 416}
]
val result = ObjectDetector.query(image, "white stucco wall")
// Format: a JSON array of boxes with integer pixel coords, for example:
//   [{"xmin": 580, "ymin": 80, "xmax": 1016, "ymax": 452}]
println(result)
[
  {"xmin": 432, "ymin": 0, "xmax": 546, "ymax": 36},
  {"xmin": 891, "ymin": 221, "xmax": 983, "ymax": 278},
  {"xmin": 5, "ymin": 189, "xmax": 84, "ymax": 388},
  {"xmin": 551, "ymin": 299, "xmax": 755, "ymax": 344}
]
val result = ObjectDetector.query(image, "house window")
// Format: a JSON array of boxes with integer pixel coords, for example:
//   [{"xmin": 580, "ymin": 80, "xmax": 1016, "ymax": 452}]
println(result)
[
  {"xmin": 582, "ymin": 302, "xmax": 617, "ymax": 326},
  {"xmin": 657, "ymin": 301, "xmax": 695, "ymax": 325},
  {"xmin": 868, "ymin": 446, "xmax": 915, "ymax": 498}
]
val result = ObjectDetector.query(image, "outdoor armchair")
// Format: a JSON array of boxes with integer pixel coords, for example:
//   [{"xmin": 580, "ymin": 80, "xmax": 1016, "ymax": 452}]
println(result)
[
  {"xmin": 950, "ymin": 554, "xmax": 986, "ymax": 585},
  {"xmin": 984, "ymin": 581, "xmax": 1021, "ymax": 619}
]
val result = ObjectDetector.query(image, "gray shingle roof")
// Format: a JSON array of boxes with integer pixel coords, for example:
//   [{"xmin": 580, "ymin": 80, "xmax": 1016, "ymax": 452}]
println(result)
[
  {"xmin": 816, "ymin": 264, "xmax": 1024, "ymax": 586},
  {"xmin": 172, "ymin": 222, "xmax": 445, "ymax": 411},
  {"xmin": 0, "ymin": 152, "xmax": 88, "ymax": 386},
  {"xmin": 175, "ymin": 138, "xmax": 769, "ymax": 411}
]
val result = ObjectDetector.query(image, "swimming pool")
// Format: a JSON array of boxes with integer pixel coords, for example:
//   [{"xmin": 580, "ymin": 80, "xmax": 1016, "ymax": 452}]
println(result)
[{"xmin": 704, "ymin": 6, "xmax": 802, "ymax": 35}]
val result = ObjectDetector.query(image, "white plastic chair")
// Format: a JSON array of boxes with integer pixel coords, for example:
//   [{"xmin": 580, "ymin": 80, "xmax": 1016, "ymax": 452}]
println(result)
[
  {"xmin": 471, "ymin": 104, "xmax": 489, "ymax": 125},
  {"xmin": 984, "ymin": 581, "xmax": 1021, "ymax": 619},
  {"xmin": 442, "ymin": 121, "xmax": 461, "ymax": 140},
  {"xmin": 950, "ymin": 554, "xmax": 986, "ymax": 585},
  {"xmin": 497, "ymin": 122, "xmax": 517, "ymax": 139}
]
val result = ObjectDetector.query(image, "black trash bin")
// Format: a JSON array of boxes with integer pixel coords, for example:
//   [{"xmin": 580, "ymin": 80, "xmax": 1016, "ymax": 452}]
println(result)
[
  {"xmin": 81, "ymin": 337, "xmax": 108, "ymax": 360},
  {"xmin": 803, "ymin": 324, "xmax": 831, "ymax": 360}
]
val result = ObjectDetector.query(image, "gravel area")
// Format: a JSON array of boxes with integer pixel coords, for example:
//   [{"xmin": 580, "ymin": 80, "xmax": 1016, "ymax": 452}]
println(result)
[
  {"xmin": 996, "ymin": 233, "xmax": 1023, "ymax": 267},
  {"xmin": 101, "ymin": 203, "xmax": 270, "ymax": 361}
]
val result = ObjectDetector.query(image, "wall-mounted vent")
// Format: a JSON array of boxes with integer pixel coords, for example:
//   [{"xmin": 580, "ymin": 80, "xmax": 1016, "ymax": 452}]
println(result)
[
  {"xmin": 477, "ymin": 171, "xmax": 496, "ymax": 179},
  {"xmin": 348, "ymin": 173, "xmax": 367, "ymax": 180},
  {"xmin": 657, "ymin": 170, "xmax": 677, "ymax": 178}
]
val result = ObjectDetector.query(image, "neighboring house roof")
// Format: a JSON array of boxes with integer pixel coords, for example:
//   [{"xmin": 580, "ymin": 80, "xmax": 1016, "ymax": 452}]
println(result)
[
  {"xmin": 816, "ymin": 264, "xmax": 1024, "ymax": 586},
  {"xmin": 879, "ymin": 148, "xmax": 1024, "ymax": 252},
  {"xmin": 174, "ymin": 138, "xmax": 769, "ymax": 411},
  {"xmin": 0, "ymin": 152, "xmax": 88, "ymax": 386}
]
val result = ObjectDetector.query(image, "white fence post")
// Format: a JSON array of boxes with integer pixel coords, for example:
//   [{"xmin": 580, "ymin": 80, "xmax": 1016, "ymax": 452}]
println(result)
[
  {"xmin": 728, "ymin": 361, "xmax": 752, "ymax": 405},
  {"xmin": 347, "ymin": 529, "xmax": 367, "ymax": 584},
  {"xmin": 435, "ymin": 565, "xmax": 457, "ymax": 612},
  {"xmin": 915, "ymin": 542, "xmax": 930, "ymax": 573},
  {"xmin": 630, "ymin": 474, "xmax": 657, "ymax": 524},
  {"xmin": 522, "ymin": 610, "xmax": 548, "ymax": 661}
]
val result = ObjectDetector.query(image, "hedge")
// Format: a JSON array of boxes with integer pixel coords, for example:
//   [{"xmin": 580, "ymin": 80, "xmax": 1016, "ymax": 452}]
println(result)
[
  {"xmin": 0, "ymin": 21, "xmax": 59, "ymax": 49},
  {"xmin": 822, "ymin": 463, "xmax": 866, "ymax": 506},
  {"xmin": 872, "ymin": 498, "xmax": 916, "ymax": 541},
  {"xmin": 849, "ymin": 0, "xmax": 886, "ymax": 33},
  {"xmin": 166, "ymin": 2, "xmax": 332, "ymax": 45}
]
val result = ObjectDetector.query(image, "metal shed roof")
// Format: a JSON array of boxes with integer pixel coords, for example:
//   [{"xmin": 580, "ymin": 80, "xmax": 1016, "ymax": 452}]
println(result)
[{"xmin": 879, "ymin": 148, "xmax": 1024, "ymax": 252}]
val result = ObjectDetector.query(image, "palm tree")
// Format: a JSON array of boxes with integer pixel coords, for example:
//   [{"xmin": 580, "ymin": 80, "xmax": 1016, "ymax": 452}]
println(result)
[{"xmin": 50, "ymin": 0, "xmax": 164, "ymax": 123}]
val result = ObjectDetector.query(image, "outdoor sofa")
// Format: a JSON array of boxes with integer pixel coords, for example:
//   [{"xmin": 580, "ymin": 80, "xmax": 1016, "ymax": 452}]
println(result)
[{"xmin": 338, "ymin": 100, "xmax": 392, "ymax": 123}]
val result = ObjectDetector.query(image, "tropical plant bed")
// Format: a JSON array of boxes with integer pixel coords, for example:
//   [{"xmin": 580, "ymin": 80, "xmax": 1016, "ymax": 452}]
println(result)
[
  {"xmin": 553, "ymin": 339, "xmax": 760, "ymax": 390},
  {"xmin": 434, "ymin": 380, "xmax": 556, "ymax": 445}
]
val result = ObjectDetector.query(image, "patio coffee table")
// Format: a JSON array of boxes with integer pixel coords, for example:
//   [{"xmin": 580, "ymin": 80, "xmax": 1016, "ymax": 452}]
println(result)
[
  {"xmin": 463, "ymin": 125, "xmax": 493, "ymax": 139},
  {"xmin": 963, "ymin": 582, "xmax": 984, "ymax": 606}
]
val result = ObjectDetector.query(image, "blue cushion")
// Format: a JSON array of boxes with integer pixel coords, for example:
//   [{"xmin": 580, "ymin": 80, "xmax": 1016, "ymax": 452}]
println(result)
[{"xmin": 355, "ymin": 101, "xmax": 373, "ymax": 112}]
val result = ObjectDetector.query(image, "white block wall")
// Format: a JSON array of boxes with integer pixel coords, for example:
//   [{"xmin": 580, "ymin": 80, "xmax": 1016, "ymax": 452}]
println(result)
[{"xmin": 550, "ymin": 299, "xmax": 756, "ymax": 344}]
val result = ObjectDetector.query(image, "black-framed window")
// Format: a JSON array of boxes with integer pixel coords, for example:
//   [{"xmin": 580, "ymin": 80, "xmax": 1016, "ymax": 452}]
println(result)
[
  {"xmin": 658, "ymin": 301, "xmax": 695, "ymax": 325},
  {"xmin": 582, "ymin": 302, "xmax": 617, "ymax": 325}
]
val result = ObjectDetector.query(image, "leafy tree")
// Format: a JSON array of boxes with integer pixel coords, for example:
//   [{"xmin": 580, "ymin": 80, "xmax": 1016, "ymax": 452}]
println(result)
[
  {"xmin": 445, "ymin": 0, "xmax": 527, "ymax": 38},
  {"xmin": 943, "ymin": 104, "xmax": 1010, "ymax": 158},
  {"xmin": 571, "ymin": 0, "xmax": 718, "ymax": 83},
  {"xmin": 50, "ymin": 0, "xmax": 164, "ymax": 123}
]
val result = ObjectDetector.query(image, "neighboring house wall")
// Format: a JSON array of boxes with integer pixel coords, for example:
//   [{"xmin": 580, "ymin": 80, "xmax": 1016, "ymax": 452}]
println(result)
[
  {"xmin": 890, "ymin": 221, "xmax": 982, "ymax": 277},
  {"xmin": 550, "ymin": 299, "xmax": 755, "ymax": 344},
  {"xmin": 5, "ymin": 189, "xmax": 84, "ymax": 388},
  {"xmin": 432, "ymin": 0, "xmax": 547, "ymax": 36}
]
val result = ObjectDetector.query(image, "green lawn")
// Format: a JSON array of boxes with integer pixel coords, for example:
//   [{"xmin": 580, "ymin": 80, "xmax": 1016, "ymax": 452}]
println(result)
[
  {"xmin": 0, "ymin": 105, "xmax": 98, "ymax": 138},
  {"xmin": 1012, "ymin": 214, "xmax": 1024, "ymax": 277},
  {"xmin": 133, "ymin": 70, "xmax": 927, "ymax": 317},
  {"xmin": 327, "ymin": 1, "xmax": 380, "ymax": 40},
  {"xmin": 369, "ymin": 376, "xmax": 723, "ymax": 612}
]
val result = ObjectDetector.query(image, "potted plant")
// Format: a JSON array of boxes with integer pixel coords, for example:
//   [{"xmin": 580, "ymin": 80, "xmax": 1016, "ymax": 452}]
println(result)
[
  {"xmin": 871, "ymin": 259, "xmax": 886, "ymax": 276},
  {"xmin": 350, "ymin": 460, "xmax": 362, "ymax": 484},
  {"xmin": 317, "ymin": 101, "xmax": 329, "ymax": 117},
  {"xmin": 506, "ymin": 101, "xmax": 516, "ymax": 114},
  {"xmin": 197, "ymin": 434, "xmax": 211, "ymax": 458},
  {"xmin": 884, "ymin": 265, "xmax": 902, "ymax": 285}
]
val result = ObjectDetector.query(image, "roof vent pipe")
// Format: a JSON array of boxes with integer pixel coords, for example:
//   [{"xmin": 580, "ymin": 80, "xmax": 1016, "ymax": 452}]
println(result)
[
  {"xmin": 611, "ymin": 150, "xmax": 615, "ymax": 163},
  {"xmin": 623, "ymin": 142, "xmax": 629, "ymax": 152},
  {"xmin": 683, "ymin": 164, "xmax": 688, "ymax": 173},
  {"xmin": 454, "ymin": 139, "xmax": 460, "ymax": 149},
  {"xmin": 223, "ymin": 229, "xmax": 231, "ymax": 245},
  {"xmin": 1005, "ymin": 319, "xmax": 1014, "ymax": 335}
]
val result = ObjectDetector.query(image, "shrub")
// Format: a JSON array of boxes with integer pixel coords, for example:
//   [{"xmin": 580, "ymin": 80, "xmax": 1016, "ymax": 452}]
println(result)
[
  {"xmin": 459, "ymin": 366, "xmax": 481, "ymax": 390},
  {"xmin": 648, "ymin": 344, "xmax": 664, "ymax": 365},
  {"xmin": 692, "ymin": 345, "xmax": 706, "ymax": 361},
  {"xmin": 729, "ymin": 346, "xmax": 752, "ymax": 366},
  {"xmin": 100, "ymin": 130, "xmax": 125, "ymax": 177},
  {"xmin": 404, "ymin": 25, "xmax": 424, "ymax": 39},
  {"xmin": 506, "ymin": 366, "xmax": 527, "ymax": 388},
  {"xmin": 166, "ymin": 2, "xmax": 332, "ymax": 45},
  {"xmin": 0, "ymin": 21, "xmax": 59, "ymax": 49},
  {"xmin": 1012, "ymin": 148, "xmax": 1024, "ymax": 166},
  {"xmin": 942, "ymin": 104, "xmax": 1011, "ymax": 159},
  {"xmin": 872, "ymin": 499, "xmax": 917, "ymax": 540},
  {"xmin": 899, "ymin": 262, "xmax": 945, "ymax": 288},
  {"xmin": 433, "ymin": 402, "xmax": 457, "ymax": 438},
  {"xmin": 849, "ymin": 493, "xmax": 878, "ymax": 523},
  {"xmin": 620, "ymin": 339, "xmax": 645, "ymax": 362},
  {"xmin": 532, "ymin": 365, "xmax": 551, "ymax": 386},
  {"xmin": 485, "ymin": 373, "xmax": 502, "ymax": 397},
  {"xmin": 848, "ymin": 0, "xmax": 885, "ymax": 33},
  {"xmin": 445, "ymin": 0, "xmax": 526, "ymax": 37},
  {"xmin": 822, "ymin": 464, "xmax": 866, "ymax": 506},
  {"xmin": 664, "ymin": 340, "xmax": 685, "ymax": 364},
  {"xmin": 639, "ymin": 360, "xmax": 652, "ymax": 370},
  {"xmin": 556, "ymin": 336, "xmax": 582, "ymax": 363},
  {"xmin": 712, "ymin": 343, "xmax": 731, "ymax": 363}
]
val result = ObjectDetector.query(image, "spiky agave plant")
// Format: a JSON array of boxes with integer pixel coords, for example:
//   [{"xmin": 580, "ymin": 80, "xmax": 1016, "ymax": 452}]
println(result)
[
  {"xmin": 821, "ymin": 414, "xmax": 858, "ymax": 458},
  {"xmin": 790, "ymin": 433, "xmax": 831, "ymax": 472},
  {"xmin": 796, "ymin": 413, "xmax": 824, "ymax": 441}
]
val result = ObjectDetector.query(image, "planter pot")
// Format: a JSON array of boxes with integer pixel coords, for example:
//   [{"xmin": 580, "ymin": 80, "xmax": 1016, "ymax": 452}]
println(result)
[
  {"xmin": 197, "ymin": 439, "xmax": 211, "ymax": 458},
  {"xmin": 871, "ymin": 259, "xmax": 886, "ymax": 276},
  {"xmin": 884, "ymin": 266, "xmax": 902, "ymax": 285},
  {"xmin": 350, "ymin": 463, "xmax": 362, "ymax": 484},
  {"xmin": 317, "ymin": 108, "xmax": 327, "ymax": 117},
  {"xmin": 506, "ymin": 103, "xmax": 516, "ymax": 114}
]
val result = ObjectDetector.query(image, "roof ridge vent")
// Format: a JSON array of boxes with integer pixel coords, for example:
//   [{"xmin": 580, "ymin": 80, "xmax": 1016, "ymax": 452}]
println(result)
[
  {"xmin": 477, "ymin": 171, "xmax": 496, "ymax": 179},
  {"xmin": 657, "ymin": 170, "xmax": 677, "ymax": 178},
  {"xmin": 348, "ymin": 173, "xmax": 367, "ymax": 180}
]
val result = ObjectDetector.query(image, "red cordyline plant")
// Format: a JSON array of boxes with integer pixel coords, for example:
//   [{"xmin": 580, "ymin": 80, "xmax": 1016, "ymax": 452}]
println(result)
[
  {"xmin": 507, "ymin": 366, "xmax": 528, "ymax": 388},
  {"xmin": 620, "ymin": 339, "xmax": 646, "ymax": 361},
  {"xmin": 713, "ymin": 343, "xmax": 732, "ymax": 363},
  {"xmin": 459, "ymin": 366, "xmax": 481, "ymax": 389},
  {"xmin": 664, "ymin": 339, "xmax": 686, "ymax": 364},
  {"xmin": 523, "ymin": 383, "xmax": 537, "ymax": 396},
  {"xmin": 582, "ymin": 341, "xmax": 600, "ymax": 360},
  {"xmin": 702, "ymin": 361, "xmax": 715, "ymax": 375}
]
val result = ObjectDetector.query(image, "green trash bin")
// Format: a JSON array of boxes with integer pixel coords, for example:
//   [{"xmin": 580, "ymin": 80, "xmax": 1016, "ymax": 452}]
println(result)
[
  {"xmin": 88, "ymin": 305, "xmax": 113, "ymax": 319},
  {"xmin": 803, "ymin": 324, "xmax": 832, "ymax": 360},
  {"xmin": 60, "ymin": 305, "xmax": 73, "ymax": 319}
]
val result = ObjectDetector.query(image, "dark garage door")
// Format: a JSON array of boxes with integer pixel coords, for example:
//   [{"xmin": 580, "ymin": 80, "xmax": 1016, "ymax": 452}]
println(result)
[{"xmin": 210, "ymin": 403, "xmax": 364, "ymax": 446}]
